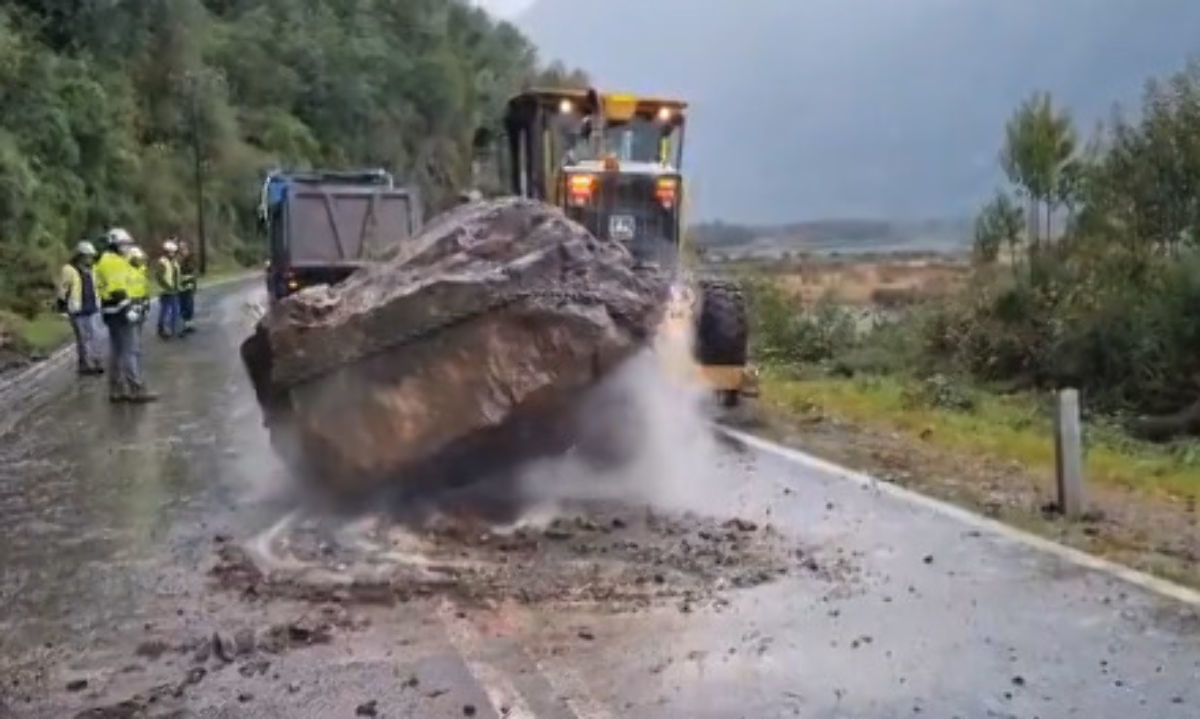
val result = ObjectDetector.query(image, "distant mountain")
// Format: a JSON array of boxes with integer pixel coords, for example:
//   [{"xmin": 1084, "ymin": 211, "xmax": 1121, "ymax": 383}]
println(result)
[{"xmin": 518, "ymin": 0, "xmax": 1200, "ymax": 223}]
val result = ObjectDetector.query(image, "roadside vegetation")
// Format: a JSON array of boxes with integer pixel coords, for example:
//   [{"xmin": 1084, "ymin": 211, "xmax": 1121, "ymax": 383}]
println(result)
[
  {"xmin": 0, "ymin": 0, "xmax": 581, "ymax": 354},
  {"xmin": 733, "ymin": 58, "xmax": 1200, "ymax": 584}
]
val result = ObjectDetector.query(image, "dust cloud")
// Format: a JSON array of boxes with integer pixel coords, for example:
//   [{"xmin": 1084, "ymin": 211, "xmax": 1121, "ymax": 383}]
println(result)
[{"xmin": 510, "ymin": 283, "xmax": 729, "ymax": 520}]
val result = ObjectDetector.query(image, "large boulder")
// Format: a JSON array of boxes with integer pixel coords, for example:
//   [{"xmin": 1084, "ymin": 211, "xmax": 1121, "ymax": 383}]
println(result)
[{"xmin": 241, "ymin": 198, "xmax": 669, "ymax": 498}]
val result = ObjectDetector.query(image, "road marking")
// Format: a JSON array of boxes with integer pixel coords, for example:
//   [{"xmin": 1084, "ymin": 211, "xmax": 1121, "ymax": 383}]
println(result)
[
  {"xmin": 436, "ymin": 599, "xmax": 541, "ymax": 719},
  {"xmin": 243, "ymin": 510, "xmax": 305, "ymax": 571},
  {"xmin": 528, "ymin": 658, "xmax": 619, "ymax": 719},
  {"xmin": 717, "ymin": 426, "xmax": 1200, "ymax": 607}
]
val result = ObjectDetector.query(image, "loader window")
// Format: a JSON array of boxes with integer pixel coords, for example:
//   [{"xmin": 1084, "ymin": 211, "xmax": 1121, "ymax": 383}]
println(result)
[
  {"xmin": 562, "ymin": 116, "xmax": 682, "ymax": 168},
  {"xmin": 606, "ymin": 119, "xmax": 682, "ymax": 167}
]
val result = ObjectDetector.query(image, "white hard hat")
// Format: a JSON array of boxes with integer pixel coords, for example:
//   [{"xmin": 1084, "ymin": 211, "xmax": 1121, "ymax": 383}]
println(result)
[
  {"xmin": 75, "ymin": 241, "xmax": 96, "ymax": 256},
  {"xmin": 107, "ymin": 227, "xmax": 133, "ymax": 246},
  {"xmin": 163, "ymin": 240, "xmax": 179, "ymax": 253}
]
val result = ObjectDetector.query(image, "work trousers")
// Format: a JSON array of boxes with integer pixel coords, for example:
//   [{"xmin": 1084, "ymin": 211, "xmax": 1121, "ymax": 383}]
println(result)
[
  {"xmin": 180, "ymin": 289, "xmax": 195, "ymax": 324},
  {"xmin": 158, "ymin": 293, "xmax": 181, "ymax": 338},
  {"xmin": 69, "ymin": 313, "xmax": 103, "ymax": 372},
  {"xmin": 105, "ymin": 317, "xmax": 146, "ymax": 398}
]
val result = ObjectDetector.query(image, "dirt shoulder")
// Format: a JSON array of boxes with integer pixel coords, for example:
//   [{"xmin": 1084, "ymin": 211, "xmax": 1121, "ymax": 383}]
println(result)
[{"xmin": 741, "ymin": 395, "xmax": 1200, "ymax": 590}]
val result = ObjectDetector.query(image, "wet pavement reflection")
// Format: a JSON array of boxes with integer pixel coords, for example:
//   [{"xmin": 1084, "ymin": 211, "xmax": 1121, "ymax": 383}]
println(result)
[{"xmin": 0, "ymin": 282, "xmax": 284, "ymax": 652}]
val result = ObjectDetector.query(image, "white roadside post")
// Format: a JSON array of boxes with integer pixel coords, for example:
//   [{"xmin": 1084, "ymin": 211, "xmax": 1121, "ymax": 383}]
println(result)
[{"xmin": 1055, "ymin": 388, "xmax": 1086, "ymax": 518}]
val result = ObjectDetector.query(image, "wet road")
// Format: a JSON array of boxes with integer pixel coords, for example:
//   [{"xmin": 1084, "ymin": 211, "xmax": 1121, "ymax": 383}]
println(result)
[{"xmin": 2, "ymin": 282, "xmax": 1199, "ymax": 718}]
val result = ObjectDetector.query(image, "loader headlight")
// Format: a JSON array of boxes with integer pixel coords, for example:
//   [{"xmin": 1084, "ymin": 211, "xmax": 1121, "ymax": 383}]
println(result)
[{"xmin": 655, "ymin": 177, "xmax": 678, "ymax": 208}]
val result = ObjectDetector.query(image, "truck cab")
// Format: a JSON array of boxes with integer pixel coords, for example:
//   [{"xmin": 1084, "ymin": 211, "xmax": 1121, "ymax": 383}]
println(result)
[{"xmin": 260, "ymin": 169, "xmax": 421, "ymax": 301}]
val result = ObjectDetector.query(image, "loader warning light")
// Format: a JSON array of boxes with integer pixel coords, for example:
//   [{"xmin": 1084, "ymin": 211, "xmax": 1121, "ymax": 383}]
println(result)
[
  {"xmin": 559, "ymin": 99, "xmax": 574, "ymax": 114},
  {"xmin": 655, "ymin": 177, "xmax": 678, "ymax": 207},
  {"xmin": 568, "ymin": 173, "xmax": 595, "ymax": 206},
  {"xmin": 657, "ymin": 106, "xmax": 672, "ymax": 122}
]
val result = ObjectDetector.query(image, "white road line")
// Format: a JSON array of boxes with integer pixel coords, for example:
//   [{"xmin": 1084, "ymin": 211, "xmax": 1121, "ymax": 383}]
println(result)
[
  {"xmin": 718, "ymin": 425, "xmax": 1200, "ymax": 607},
  {"xmin": 528, "ymin": 658, "xmax": 620, "ymax": 719},
  {"xmin": 436, "ymin": 599, "xmax": 540, "ymax": 719},
  {"xmin": 243, "ymin": 509, "xmax": 304, "ymax": 570}
]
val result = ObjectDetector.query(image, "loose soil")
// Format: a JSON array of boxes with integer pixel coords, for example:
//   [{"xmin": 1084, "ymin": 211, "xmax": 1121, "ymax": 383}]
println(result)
[{"xmin": 213, "ymin": 500, "xmax": 857, "ymax": 613}]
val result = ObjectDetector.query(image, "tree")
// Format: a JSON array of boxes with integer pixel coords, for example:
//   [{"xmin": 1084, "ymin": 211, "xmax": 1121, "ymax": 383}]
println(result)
[
  {"xmin": 973, "ymin": 191, "xmax": 1024, "ymax": 269},
  {"xmin": 0, "ymin": 0, "xmax": 571, "ymax": 316},
  {"xmin": 1000, "ymin": 92, "xmax": 1077, "ymax": 248}
]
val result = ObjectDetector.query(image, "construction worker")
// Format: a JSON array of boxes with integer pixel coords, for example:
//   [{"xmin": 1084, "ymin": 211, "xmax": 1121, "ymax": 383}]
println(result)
[
  {"xmin": 154, "ymin": 239, "xmax": 182, "ymax": 339},
  {"xmin": 57, "ymin": 240, "xmax": 104, "ymax": 375},
  {"xmin": 178, "ymin": 240, "xmax": 197, "ymax": 335},
  {"xmin": 95, "ymin": 228, "xmax": 156, "ymax": 403},
  {"xmin": 127, "ymin": 247, "xmax": 152, "ymax": 331}
]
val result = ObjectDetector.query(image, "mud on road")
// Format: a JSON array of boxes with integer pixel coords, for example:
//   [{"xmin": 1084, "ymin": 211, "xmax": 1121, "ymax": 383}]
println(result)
[
  {"xmin": 214, "ymin": 499, "xmax": 858, "ymax": 613},
  {"xmin": 31, "ymin": 499, "xmax": 859, "ymax": 719}
]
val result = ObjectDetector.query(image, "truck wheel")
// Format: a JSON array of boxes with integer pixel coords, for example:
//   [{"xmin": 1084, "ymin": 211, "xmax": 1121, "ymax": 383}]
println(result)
[{"xmin": 693, "ymin": 279, "xmax": 748, "ymax": 366}]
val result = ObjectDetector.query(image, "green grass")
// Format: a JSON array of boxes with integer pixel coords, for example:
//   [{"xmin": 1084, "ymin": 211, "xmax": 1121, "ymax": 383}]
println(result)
[
  {"xmin": 762, "ymin": 369, "xmax": 1200, "ymax": 501},
  {"xmin": 0, "ymin": 309, "xmax": 74, "ymax": 356}
]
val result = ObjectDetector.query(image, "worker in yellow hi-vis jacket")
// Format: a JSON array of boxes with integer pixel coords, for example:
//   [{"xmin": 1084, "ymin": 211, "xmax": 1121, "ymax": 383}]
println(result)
[
  {"xmin": 94, "ymin": 228, "xmax": 157, "ymax": 403},
  {"xmin": 57, "ymin": 240, "xmax": 104, "ymax": 376}
]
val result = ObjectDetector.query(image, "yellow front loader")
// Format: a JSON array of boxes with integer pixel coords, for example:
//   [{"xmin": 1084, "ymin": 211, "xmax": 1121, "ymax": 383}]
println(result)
[{"xmin": 498, "ymin": 87, "xmax": 757, "ymax": 406}]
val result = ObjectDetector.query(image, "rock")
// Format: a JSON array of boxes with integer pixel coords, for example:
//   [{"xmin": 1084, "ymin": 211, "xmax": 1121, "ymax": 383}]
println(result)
[
  {"xmin": 241, "ymin": 198, "xmax": 668, "ymax": 497},
  {"xmin": 237, "ymin": 692, "xmax": 254, "ymax": 703},
  {"xmin": 134, "ymin": 640, "xmax": 170, "ymax": 660},
  {"xmin": 544, "ymin": 526, "xmax": 574, "ymax": 541},
  {"xmin": 355, "ymin": 700, "xmax": 379, "ymax": 716},
  {"xmin": 463, "ymin": 704, "xmax": 477, "ymax": 716},
  {"xmin": 723, "ymin": 518, "xmax": 758, "ymax": 532},
  {"xmin": 578, "ymin": 629, "xmax": 595, "ymax": 641},
  {"xmin": 233, "ymin": 628, "xmax": 256, "ymax": 656},
  {"xmin": 238, "ymin": 660, "xmax": 271, "ymax": 678},
  {"xmin": 212, "ymin": 632, "xmax": 237, "ymax": 663},
  {"xmin": 922, "ymin": 555, "xmax": 934, "ymax": 565},
  {"xmin": 66, "ymin": 679, "xmax": 88, "ymax": 692},
  {"xmin": 183, "ymin": 667, "xmax": 207, "ymax": 686}
]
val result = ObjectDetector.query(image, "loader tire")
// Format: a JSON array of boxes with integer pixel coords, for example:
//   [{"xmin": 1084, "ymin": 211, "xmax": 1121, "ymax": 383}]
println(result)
[{"xmin": 693, "ymin": 280, "xmax": 748, "ymax": 366}]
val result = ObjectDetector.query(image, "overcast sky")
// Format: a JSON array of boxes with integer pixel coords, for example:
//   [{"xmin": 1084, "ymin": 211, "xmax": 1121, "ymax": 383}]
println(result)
[{"xmin": 474, "ymin": 0, "xmax": 534, "ymax": 19}]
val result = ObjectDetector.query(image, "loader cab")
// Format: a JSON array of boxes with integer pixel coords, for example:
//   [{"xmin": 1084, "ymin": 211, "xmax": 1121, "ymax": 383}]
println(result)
[{"xmin": 502, "ymin": 88, "xmax": 687, "ymax": 269}]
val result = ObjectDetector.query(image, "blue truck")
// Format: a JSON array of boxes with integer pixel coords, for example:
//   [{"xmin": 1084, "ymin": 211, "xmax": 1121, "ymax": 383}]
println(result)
[{"xmin": 259, "ymin": 169, "xmax": 421, "ymax": 301}]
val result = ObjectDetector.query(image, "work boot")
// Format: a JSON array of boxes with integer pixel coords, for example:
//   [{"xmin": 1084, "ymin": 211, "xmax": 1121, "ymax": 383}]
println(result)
[
  {"xmin": 126, "ymin": 390, "xmax": 159, "ymax": 403},
  {"xmin": 109, "ymin": 392, "xmax": 130, "ymax": 403}
]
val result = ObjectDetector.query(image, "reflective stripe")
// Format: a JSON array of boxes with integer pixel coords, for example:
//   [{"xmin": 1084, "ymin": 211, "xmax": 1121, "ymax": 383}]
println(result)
[{"xmin": 102, "ymin": 298, "xmax": 131, "ymax": 315}]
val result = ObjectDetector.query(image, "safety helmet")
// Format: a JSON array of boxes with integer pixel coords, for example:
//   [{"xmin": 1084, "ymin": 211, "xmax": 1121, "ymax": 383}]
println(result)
[
  {"xmin": 162, "ymin": 239, "xmax": 179, "ymax": 254},
  {"xmin": 107, "ymin": 227, "xmax": 134, "ymax": 246},
  {"xmin": 75, "ymin": 241, "xmax": 97, "ymax": 257}
]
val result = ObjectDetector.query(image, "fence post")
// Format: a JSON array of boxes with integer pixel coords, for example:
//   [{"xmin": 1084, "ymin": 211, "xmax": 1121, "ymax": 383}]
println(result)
[{"xmin": 1055, "ymin": 388, "xmax": 1086, "ymax": 518}]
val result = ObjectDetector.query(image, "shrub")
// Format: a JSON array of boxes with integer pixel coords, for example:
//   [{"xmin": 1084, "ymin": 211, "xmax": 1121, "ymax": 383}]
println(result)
[{"xmin": 745, "ymin": 278, "xmax": 859, "ymax": 365}]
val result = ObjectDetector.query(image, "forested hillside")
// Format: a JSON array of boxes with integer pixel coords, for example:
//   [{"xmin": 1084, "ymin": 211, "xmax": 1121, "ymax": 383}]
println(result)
[{"xmin": 0, "ymin": 0, "xmax": 564, "ymax": 320}]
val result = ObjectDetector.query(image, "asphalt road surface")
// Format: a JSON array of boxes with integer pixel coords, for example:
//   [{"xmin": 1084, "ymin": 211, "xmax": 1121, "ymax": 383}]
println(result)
[{"xmin": 1, "ymin": 282, "xmax": 1198, "ymax": 719}]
